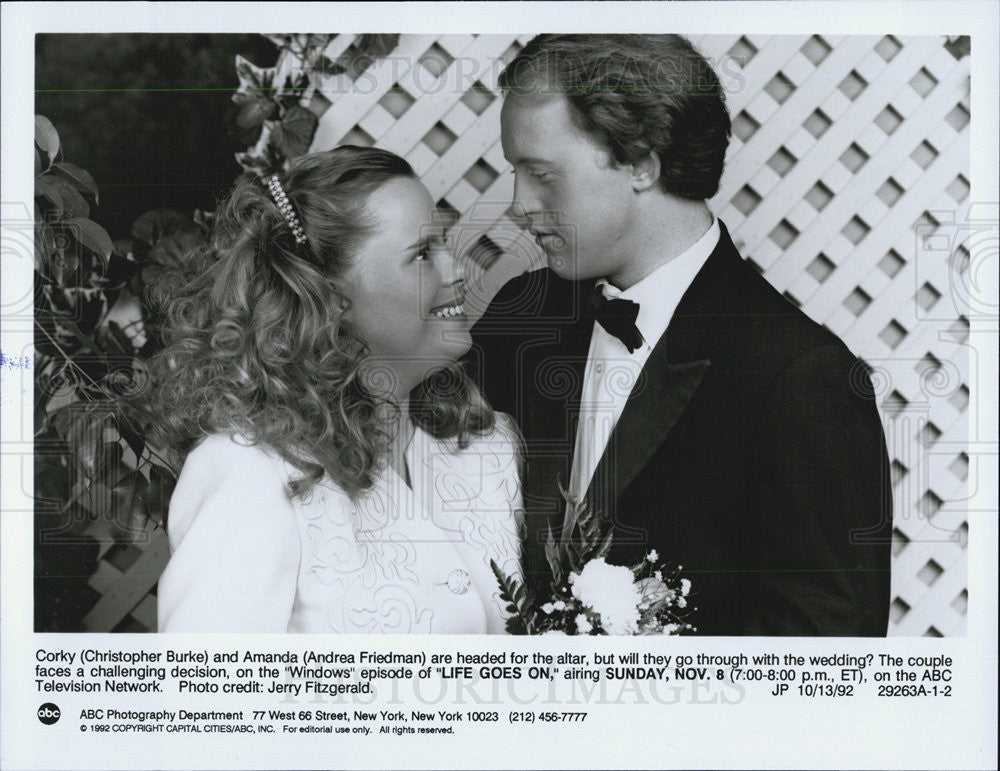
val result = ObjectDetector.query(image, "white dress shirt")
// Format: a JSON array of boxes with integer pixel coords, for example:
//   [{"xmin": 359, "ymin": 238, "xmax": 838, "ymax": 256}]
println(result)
[{"xmin": 565, "ymin": 218, "xmax": 721, "ymax": 527}]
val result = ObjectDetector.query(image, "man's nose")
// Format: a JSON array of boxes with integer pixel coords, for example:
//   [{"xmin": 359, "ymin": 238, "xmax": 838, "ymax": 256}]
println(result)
[{"xmin": 510, "ymin": 174, "xmax": 540, "ymax": 219}]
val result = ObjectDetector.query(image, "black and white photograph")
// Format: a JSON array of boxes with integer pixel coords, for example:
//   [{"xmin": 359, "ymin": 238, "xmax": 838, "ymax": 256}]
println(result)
[
  {"xmin": 25, "ymin": 30, "xmax": 974, "ymax": 636},
  {"xmin": 2, "ymin": 2, "xmax": 996, "ymax": 769}
]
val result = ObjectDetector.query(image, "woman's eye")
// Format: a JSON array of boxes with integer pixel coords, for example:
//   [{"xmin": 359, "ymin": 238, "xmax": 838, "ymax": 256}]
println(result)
[
  {"xmin": 416, "ymin": 235, "xmax": 448, "ymax": 261},
  {"xmin": 530, "ymin": 169, "xmax": 550, "ymax": 181}
]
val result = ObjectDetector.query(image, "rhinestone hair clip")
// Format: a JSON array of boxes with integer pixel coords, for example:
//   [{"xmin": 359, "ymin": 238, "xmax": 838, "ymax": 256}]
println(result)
[{"xmin": 266, "ymin": 174, "xmax": 307, "ymax": 245}]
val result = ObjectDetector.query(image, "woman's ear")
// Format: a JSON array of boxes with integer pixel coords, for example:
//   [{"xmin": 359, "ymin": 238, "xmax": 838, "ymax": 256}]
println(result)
[
  {"xmin": 630, "ymin": 151, "xmax": 661, "ymax": 192},
  {"xmin": 332, "ymin": 285, "xmax": 353, "ymax": 319}
]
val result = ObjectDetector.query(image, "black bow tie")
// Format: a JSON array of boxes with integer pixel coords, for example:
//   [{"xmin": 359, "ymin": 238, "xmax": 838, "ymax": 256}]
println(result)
[{"xmin": 584, "ymin": 285, "xmax": 643, "ymax": 353}]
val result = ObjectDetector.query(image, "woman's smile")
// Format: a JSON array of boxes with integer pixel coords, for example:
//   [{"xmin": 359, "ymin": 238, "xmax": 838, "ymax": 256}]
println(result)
[{"xmin": 429, "ymin": 297, "xmax": 466, "ymax": 318}]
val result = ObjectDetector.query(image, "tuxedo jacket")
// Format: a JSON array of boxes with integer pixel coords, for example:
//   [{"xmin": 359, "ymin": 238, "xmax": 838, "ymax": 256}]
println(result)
[{"xmin": 468, "ymin": 223, "xmax": 892, "ymax": 636}]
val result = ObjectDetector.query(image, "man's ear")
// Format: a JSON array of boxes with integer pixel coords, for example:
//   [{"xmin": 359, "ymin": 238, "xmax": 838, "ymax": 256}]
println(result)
[{"xmin": 630, "ymin": 152, "xmax": 661, "ymax": 192}]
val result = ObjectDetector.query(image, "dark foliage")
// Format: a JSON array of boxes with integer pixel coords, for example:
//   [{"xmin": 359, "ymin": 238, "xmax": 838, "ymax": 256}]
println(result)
[{"xmin": 35, "ymin": 34, "xmax": 279, "ymax": 238}]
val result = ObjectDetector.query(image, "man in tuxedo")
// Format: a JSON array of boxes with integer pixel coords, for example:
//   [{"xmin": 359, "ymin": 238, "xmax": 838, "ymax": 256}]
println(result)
[{"xmin": 468, "ymin": 34, "xmax": 892, "ymax": 635}]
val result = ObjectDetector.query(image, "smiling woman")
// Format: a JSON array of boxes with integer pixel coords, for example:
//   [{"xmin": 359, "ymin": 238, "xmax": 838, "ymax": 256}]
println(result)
[
  {"xmin": 340, "ymin": 175, "xmax": 472, "ymax": 396},
  {"xmin": 146, "ymin": 145, "xmax": 523, "ymax": 633}
]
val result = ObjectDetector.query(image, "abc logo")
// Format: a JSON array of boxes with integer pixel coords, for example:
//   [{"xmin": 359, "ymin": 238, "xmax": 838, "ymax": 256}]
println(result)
[{"xmin": 37, "ymin": 703, "xmax": 61, "ymax": 725}]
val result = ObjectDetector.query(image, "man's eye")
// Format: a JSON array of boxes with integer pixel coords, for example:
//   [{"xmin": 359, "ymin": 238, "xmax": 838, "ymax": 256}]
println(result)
[{"xmin": 530, "ymin": 170, "xmax": 549, "ymax": 181}]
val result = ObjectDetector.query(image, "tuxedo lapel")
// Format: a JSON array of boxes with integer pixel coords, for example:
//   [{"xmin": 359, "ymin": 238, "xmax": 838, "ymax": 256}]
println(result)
[
  {"xmin": 583, "ymin": 223, "xmax": 744, "ymax": 519},
  {"xmin": 583, "ymin": 344, "xmax": 711, "ymax": 528}
]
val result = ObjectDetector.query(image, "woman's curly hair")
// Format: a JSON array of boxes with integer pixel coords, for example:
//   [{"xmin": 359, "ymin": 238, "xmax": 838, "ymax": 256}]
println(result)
[
  {"xmin": 147, "ymin": 145, "xmax": 494, "ymax": 499},
  {"xmin": 498, "ymin": 34, "xmax": 732, "ymax": 200}
]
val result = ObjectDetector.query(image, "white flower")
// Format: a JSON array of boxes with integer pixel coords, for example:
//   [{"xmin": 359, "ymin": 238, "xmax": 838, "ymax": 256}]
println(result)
[
  {"xmin": 662, "ymin": 623, "xmax": 680, "ymax": 635},
  {"xmin": 646, "ymin": 549, "xmax": 659, "ymax": 563},
  {"xmin": 677, "ymin": 597, "xmax": 687, "ymax": 609},
  {"xmin": 541, "ymin": 602, "xmax": 555, "ymax": 614},
  {"xmin": 635, "ymin": 576, "xmax": 670, "ymax": 605},
  {"xmin": 680, "ymin": 578, "xmax": 691, "ymax": 597},
  {"xmin": 553, "ymin": 600, "xmax": 565, "ymax": 611},
  {"xmin": 570, "ymin": 558, "xmax": 641, "ymax": 635},
  {"xmin": 575, "ymin": 614, "xmax": 593, "ymax": 634}
]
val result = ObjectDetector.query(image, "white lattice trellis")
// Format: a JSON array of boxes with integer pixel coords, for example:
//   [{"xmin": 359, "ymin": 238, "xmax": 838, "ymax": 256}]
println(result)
[
  {"xmin": 696, "ymin": 34, "xmax": 972, "ymax": 637},
  {"xmin": 83, "ymin": 519, "xmax": 166, "ymax": 632}
]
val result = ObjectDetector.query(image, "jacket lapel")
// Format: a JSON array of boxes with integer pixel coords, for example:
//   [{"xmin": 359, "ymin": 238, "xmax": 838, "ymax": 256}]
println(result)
[
  {"xmin": 583, "ymin": 223, "xmax": 743, "ymax": 516},
  {"xmin": 584, "ymin": 352, "xmax": 710, "ymax": 521}
]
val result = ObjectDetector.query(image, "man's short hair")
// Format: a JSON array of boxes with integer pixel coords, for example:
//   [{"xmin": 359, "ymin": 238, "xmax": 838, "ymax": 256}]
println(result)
[{"xmin": 498, "ymin": 34, "xmax": 732, "ymax": 201}]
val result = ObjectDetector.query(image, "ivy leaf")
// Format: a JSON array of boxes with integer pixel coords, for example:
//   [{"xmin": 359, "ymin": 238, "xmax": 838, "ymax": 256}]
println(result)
[
  {"xmin": 51, "ymin": 246, "xmax": 80, "ymax": 287},
  {"xmin": 65, "ymin": 217, "xmax": 113, "ymax": 265},
  {"xmin": 354, "ymin": 33, "xmax": 400, "ymax": 64},
  {"xmin": 52, "ymin": 162, "xmax": 100, "ymax": 203},
  {"xmin": 146, "ymin": 464, "xmax": 177, "ymax": 527},
  {"xmin": 65, "ymin": 409, "xmax": 110, "ymax": 480},
  {"xmin": 35, "ymin": 115, "xmax": 60, "ymax": 165},
  {"xmin": 131, "ymin": 208, "xmax": 199, "ymax": 247},
  {"xmin": 236, "ymin": 97, "xmax": 274, "ymax": 129},
  {"xmin": 304, "ymin": 33, "xmax": 332, "ymax": 51},
  {"xmin": 112, "ymin": 237, "xmax": 134, "ymax": 259},
  {"xmin": 35, "ymin": 175, "xmax": 65, "ymax": 213},
  {"xmin": 34, "ymin": 390, "xmax": 51, "ymax": 436},
  {"xmin": 113, "ymin": 407, "xmax": 145, "ymax": 460},
  {"xmin": 234, "ymin": 121, "xmax": 287, "ymax": 174},
  {"xmin": 35, "ymin": 222, "xmax": 57, "ymax": 273},
  {"xmin": 234, "ymin": 54, "xmax": 275, "ymax": 96},
  {"xmin": 102, "ymin": 320, "xmax": 136, "ymax": 357},
  {"xmin": 131, "ymin": 208, "xmax": 202, "ymax": 273},
  {"xmin": 34, "ymin": 452, "xmax": 70, "ymax": 510},
  {"xmin": 545, "ymin": 527, "xmax": 563, "ymax": 587},
  {"xmin": 596, "ymin": 530, "xmax": 614, "ymax": 559},
  {"xmin": 77, "ymin": 481, "xmax": 109, "ymax": 522},
  {"xmin": 270, "ymin": 105, "xmax": 318, "ymax": 160},
  {"xmin": 262, "ymin": 34, "xmax": 294, "ymax": 49},
  {"xmin": 110, "ymin": 470, "xmax": 150, "ymax": 541},
  {"xmin": 95, "ymin": 440, "xmax": 125, "ymax": 485},
  {"xmin": 102, "ymin": 364, "xmax": 141, "ymax": 405},
  {"xmin": 59, "ymin": 289, "xmax": 107, "ymax": 337},
  {"xmin": 147, "ymin": 229, "xmax": 203, "ymax": 266},
  {"xmin": 317, "ymin": 55, "xmax": 346, "ymax": 77},
  {"xmin": 52, "ymin": 179, "xmax": 90, "ymax": 219}
]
